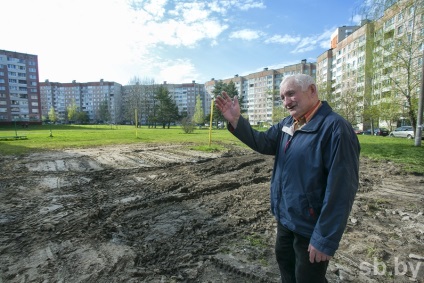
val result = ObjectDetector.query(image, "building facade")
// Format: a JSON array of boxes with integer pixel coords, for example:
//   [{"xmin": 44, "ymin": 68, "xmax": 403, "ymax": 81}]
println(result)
[
  {"xmin": 164, "ymin": 80, "xmax": 206, "ymax": 118},
  {"xmin": 121, "ymin": 81, "xmax": 208, "ymax": 125},
  {"xmin": 317, "ymin": 0, "xmax": 423, "ymax": 130},
  {"xmin": 204, "ymin": 60, "xmax": 316, "ymax": 126},
  {"xmin": 0, "ymin": 50, "xmax": 42, "ymax": 125},
  {"xmin": 39, "ymin": 80, "xmax": 122, "ymax": 123}
]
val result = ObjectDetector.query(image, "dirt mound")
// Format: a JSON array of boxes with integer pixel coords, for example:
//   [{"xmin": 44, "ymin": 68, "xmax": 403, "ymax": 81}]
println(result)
[{"xmin": 0, "ymin": 144, "xmax": 423, "ymax": 282}]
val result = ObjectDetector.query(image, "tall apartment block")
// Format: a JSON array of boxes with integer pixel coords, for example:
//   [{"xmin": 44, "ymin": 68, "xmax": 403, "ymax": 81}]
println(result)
[
  {"xmin": 317, "ymin": 21, "xmax": 374, "ymax": 129},
  {"xmin": 317, "ymin": 0, "xmax": 423, "ymax": 130},
  {"xmin": 204, "ymin": 60, "xmax": 316, "ymax": 126},
  {"xmin": 39, "ymin": 80, "xmax": 122, "ymax": 123},
  {"xmin": 164, "ymin": 80, "xmax": 206, "ymax": 118},
  {"xmin": 0, "ymin": 50, "xmax": 41, "ymax": 125}
]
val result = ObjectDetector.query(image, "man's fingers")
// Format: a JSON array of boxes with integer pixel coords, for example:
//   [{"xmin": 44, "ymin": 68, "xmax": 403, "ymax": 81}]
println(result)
[
  {"xmin": 221, "ymin": 91, "xmax": 229, "ymax": 99},
  {"xmin": 309, "ymin": 249, "xmax": 315, "ymax": 263},
  {"xmin": 315, "ymin": 254, "xmax": 322, "ymax": 263},
  {"xmin": 308, "ymin": 244, "xmax": 333, "ymax": 263}
]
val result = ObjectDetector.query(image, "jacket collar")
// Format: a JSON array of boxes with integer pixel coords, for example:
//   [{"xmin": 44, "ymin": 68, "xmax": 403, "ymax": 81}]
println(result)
[{"xmin": 285, "ymin": 101, "xmax": 332, "ymax": 132}]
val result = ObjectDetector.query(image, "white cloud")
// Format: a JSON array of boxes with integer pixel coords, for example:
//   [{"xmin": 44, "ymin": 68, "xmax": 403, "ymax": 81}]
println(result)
[
  {"xmin": 352, "ymin": 14, "xmax": 363, "ymax": 25},
  {"xmin": 157, "ymin": 59, "xmax": 199, "ymax": 83},
  {"xmin": 206, "ymin": 0, "xmax": 265, "ymax": 14},
  {"xmin": 136, "ymin": 18, "xmax": 228, "ymax": 48},
  {"xmin": 229, "ymin": 29, "xmax": 263, "ymax": 40},
  {"xmin": 239, "ymin": 0, "xmax": 266, "ymax": 11},
  {"xmin": 172, "ymin": 2, "xmax": 210, "ymax": 23},
  {"xmin": 130, "ymin": 0, "xmax": 168, "ymax": 20},
  {"xmin": 291, "ymin": 29, "xmax": 334, "ymax": 53},
  {"xmin": 131, "ymin": 0, "xmax": 229, "ymax": 48},
  {"xmin": 265, "ymin": 34, "xmax": 301, "ymax": 45}
]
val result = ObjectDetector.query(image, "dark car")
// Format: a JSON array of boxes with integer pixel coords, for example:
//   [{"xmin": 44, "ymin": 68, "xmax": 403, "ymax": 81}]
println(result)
[
  {"xmin": 362, "ymin": 128, "xmax": 389, "ymax": 136},
  {"xmin": 362, "ymin": 129, "xmax": 373, "ymax": 135},
  {"xmin": 374, "ymin": 128, "xmax": 389, "ymax": 136}
]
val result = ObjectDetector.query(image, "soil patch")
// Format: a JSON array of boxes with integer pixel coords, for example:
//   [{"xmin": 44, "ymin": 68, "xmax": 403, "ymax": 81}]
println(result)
[{"xmin": 0, "ymin": 143, "xmax": 423, "ymax": 282}]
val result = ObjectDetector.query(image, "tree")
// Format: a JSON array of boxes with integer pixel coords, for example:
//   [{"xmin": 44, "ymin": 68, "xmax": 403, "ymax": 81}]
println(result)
[
  {"xmin": 123, "ymin": 77, "xmax": 157, "ymax": 127},
  {"xmin": 211, "ymin": 81, "xmax": 227, "ymax": 124},
  {"xmin": 76, "ymin": 111, "xmax": 89, "ymax": 124},
  {"xmin": 360, "ymin": 0, "xmax": 424, "ymax": 133},
  {"xmin": 337, "ymin": 88, "xmax": 362, "ymax": 125},
  {"xmin": 272, "ymin": 105, "xmax": 288, "ymax": 123},
  {"xmin": 317, "ymin": 81, "xmax": 334, "ymax": 107},
  {"xmin": 98, "ymin": 99, "xmax": 111, "ymax": 123},
  {"xmin": 211, "ymin": 80, "xmax": 240, "ymax": 127},
  {"xmin": 363, "ymin": 105, "xmax": 380, "ymax": 131},
  {"xmin": 387, "ymin": 0, "xmax": 423, "ymax": 132},
  {"xmin": 154, "ymin": 85, "xmax": 179, "ymax": 128},
  {"xmin": 48, "ymin": 107, "xmax": 57, "ymax": 123},
  {"xmin": 67, "ymin": 99, "xmax": 78, "ymax": 123},
  {"xmin": 379, "ymin": 100, "xmax": 403, "ymax": 129},
  {"xmin": 181, "ymin": 117, "xmax": 195, "ymax": 133},
  {"xmin": 192, "ymin": 94, "xmax": 204, "ymax": 127}
]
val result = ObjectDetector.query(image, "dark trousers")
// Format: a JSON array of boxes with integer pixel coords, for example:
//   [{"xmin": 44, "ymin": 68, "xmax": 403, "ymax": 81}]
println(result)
[{"xmin": 275, "ymin": 222, "xmax": 329, "ymax": 283}]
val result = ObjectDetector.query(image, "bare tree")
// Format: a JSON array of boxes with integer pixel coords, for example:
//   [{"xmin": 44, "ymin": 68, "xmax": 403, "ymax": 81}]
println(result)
[{"xmin": 123, "ymin": 77, "xmax": 157, "ymax": 127}]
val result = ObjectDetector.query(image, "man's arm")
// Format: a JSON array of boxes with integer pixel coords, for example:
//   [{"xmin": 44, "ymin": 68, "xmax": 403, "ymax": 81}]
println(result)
[{"xmin": 309, "ymin": 122, "xmax": 360, "ymax": 258}]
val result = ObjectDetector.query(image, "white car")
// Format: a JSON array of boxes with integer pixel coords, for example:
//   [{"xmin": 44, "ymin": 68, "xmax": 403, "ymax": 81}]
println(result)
[{"xmin": 389, "ymin": 126, "xmax": 414, "ymax": 139}]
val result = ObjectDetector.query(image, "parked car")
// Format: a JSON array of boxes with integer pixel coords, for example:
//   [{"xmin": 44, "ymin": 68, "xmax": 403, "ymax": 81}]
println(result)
[
  {"xmin": 389, "ymin": 126, "xmax": 415, "ymax": 139},
  {"xmin": 353, "ymin": 127, "xmax": 363, "ymax": 135},
  {"xmin": 374, "ymin": 128, "xmax": 389, "ymax": 136},
  {"xmin": 362, "ymin": 128, "xmax": 389, "ymax": 136},
  {"xmin": 362, "ymin": 129, "xmax": 373, "ymax": 135}
]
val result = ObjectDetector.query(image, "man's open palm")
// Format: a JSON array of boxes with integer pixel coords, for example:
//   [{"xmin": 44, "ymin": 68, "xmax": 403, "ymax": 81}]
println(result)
[{"xmin": 215, "ymin": 91, "xmax": 240, "ymax": 128}]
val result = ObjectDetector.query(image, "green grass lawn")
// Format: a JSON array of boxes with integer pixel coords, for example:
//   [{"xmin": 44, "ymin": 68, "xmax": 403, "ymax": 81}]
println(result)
[
  {"xmin": 1, "ymin": 124, "xmax": 423, "ymax": 173},
  {"xmin": 0, "ymin": 124, "xmax": 242, "ymax": 154}
]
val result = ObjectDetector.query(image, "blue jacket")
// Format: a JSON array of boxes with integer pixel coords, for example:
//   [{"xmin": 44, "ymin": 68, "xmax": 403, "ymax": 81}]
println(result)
[{"xmin": 230, "ymin": 101, "xmax": 360, "ymax": 256}]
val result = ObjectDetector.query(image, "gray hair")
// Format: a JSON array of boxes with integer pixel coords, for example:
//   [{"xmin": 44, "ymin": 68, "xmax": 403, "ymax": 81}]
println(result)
[{"xmin": 280, "ymin": 74, "xmax": 316, "ymax": 92}]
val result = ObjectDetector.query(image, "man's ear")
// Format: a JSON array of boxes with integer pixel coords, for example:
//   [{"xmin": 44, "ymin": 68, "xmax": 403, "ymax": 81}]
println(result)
[{"xmin": 309, "ymin": 84, "xmax": 318, "ymax": 97}]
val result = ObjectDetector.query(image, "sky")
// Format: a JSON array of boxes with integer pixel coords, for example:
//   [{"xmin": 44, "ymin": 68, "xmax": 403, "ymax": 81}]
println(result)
[{"xmin": 1, "ymin": 0, "xmax": 366, "ymax": 85}]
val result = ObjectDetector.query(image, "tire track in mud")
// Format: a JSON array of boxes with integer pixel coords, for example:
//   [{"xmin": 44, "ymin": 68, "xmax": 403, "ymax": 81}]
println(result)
[
  {"xmin": 2, "ymin": 147, "xmax": 422, "ymax": 282},
  {"xmin": 0, "ymin": 148, "xmax": 281, "ymax": 282}
]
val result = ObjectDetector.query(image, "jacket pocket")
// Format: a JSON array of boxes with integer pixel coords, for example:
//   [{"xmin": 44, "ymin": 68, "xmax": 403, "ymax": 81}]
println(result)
[{"xmin": 306, "ymin": 191, "xmax": 323, "ymax": 220}]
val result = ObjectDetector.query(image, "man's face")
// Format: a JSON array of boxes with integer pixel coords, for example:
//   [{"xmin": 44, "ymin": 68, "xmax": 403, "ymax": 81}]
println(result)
[{"xmin": 280, "ymin": 78, "xmax": 317, "ymax": 119}]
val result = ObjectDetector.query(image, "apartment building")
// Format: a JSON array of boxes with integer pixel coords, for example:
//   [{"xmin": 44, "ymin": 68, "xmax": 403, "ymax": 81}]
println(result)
[
  {"xmin": 317, "ymin": 0, "xmax": 423, "ymax": 130},
  {"xmin": 121, "ymin": 81, "xmax": 208, "ymax": 125},
  {"xmin": 330, "ymin": 26, "xmax": 360, "ymax": 49},
  {"xmin": 39, "ymin": 80, "xmax": 122, "ymax": 123},
  {"xmin": 0, "ymin": 50, "xmax": 41, "ymax": 125},
  {"xmin": 318, "ymin": 21, "xmax": 375, "ymax": 129},
  {"xmin": 164, "ymin": 80, "xmax": 206, "ymax": 118},
  {"xmin": 204, "ymin": 60, "xmax": 316, "ymax": 126}
]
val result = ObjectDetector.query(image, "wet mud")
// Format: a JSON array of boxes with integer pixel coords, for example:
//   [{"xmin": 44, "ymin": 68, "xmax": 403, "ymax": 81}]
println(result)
[{"xmin": 0, "ymin": 143, "xmax": 423, "ymax": 282}]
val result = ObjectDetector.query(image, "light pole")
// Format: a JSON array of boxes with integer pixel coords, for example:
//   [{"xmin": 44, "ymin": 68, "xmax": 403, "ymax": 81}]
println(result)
[
  {"xmin": 208, "ymin": 95, "xmax": 214, "ymax": 147},
  {"xmin": 414, "ymin": 49, "xmax": 424, "ymax": 146}
]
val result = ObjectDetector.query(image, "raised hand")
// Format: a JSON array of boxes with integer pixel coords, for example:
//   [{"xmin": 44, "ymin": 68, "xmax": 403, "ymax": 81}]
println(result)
[{"xmin": 215, "ymin": 91, "xmax": 241, "ymax": 128}]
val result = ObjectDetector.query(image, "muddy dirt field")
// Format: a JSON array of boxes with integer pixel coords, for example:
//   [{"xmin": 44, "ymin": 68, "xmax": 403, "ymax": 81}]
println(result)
[{"xmin": 0, "ymin": 143, "xmax": 423, "ymax": 283}]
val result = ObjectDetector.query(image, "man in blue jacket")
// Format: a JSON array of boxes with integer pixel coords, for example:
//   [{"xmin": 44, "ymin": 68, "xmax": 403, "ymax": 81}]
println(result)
[{"xmin": 215, "ymin": 74, "xmax": 360, "ymax": 283}]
